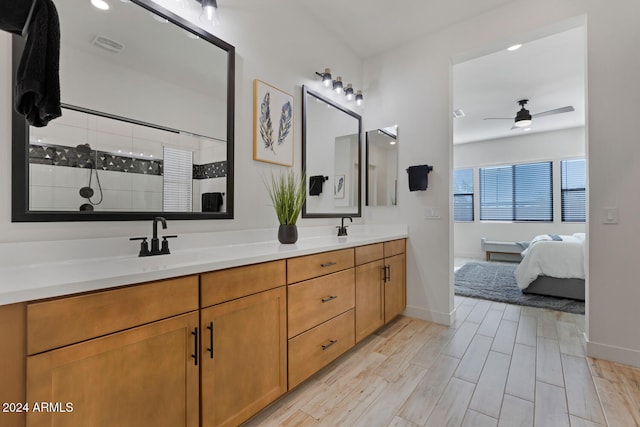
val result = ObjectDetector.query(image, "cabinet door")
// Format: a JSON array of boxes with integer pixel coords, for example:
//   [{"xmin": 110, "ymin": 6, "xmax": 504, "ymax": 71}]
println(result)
[
  {"xmin": 384, "ymin": 253, "xmax": 406, "ymax": 323},
  {"xmin": 355, "ymin": 260, "xmax": 385, "ymax": 342},
  {"xmin": 201, "ymin": 287, "xmax": 287, "ymax": 427},
  {"xmin": 26, "ymin": 312, "xmax": 199, "ymax": 427}
]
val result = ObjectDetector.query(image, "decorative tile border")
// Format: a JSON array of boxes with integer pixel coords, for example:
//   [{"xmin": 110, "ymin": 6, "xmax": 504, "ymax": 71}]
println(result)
[
  {"xmin": 29, "ymin": 143, "xmax": 227, "ymax": 179},
  {"xmin": 193, "ymin": 160, "xmax": 227, "ymax": 179}
]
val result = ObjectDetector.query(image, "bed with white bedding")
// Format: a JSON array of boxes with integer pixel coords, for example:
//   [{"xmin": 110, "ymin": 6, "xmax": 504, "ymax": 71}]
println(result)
[{"xmin": 515, "ymin": 233, "xmax": 586, "ymax": 300}]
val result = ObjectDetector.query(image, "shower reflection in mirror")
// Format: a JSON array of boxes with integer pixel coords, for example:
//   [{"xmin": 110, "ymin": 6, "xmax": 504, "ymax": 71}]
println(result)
[
  {"xmin": 28, "ymin": 106, "xmax": 227, "ymax": 213},
  {"xmin": 365, "ymin": 126, "xmax": 399, "ymax": 206}
]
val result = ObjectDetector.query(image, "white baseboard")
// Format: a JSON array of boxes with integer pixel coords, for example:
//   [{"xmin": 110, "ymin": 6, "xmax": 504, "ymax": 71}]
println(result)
[
  {"xmin": 586, "ymin": 335, "xmax": 640, "ymax": 368},
  {"xmin": 404, "ymin": 304, "xmax": 453, "ymax": 326}
]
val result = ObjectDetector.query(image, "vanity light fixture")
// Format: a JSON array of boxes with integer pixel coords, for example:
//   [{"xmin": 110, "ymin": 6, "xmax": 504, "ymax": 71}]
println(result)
[
  {"xmin": 196, "ymin": 0, "xmax": 220, "ymax": 26},
  {"xmin": 314, "ymin": 68, "xmax": 364, "ymax": 106}
]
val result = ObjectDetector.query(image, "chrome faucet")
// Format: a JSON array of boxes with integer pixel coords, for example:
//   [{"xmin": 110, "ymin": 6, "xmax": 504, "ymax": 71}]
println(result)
[{"xmin": 337, "ymin": 216, "xmax": 353, "ymax": 236}]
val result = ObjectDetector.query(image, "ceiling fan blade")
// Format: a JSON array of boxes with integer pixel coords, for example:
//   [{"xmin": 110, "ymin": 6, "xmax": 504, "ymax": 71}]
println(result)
[
  {"xmin": 532, "ymin": 106, "xmax": 575, "ymax": 118},
  {"xmin": 483, "ymin": 117, "xmax": 513, "ymax": 120}
]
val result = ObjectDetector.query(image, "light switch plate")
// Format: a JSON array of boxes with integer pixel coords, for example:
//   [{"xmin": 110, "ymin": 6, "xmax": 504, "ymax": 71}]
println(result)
[{"xmin": 603, "ymin": 207, "xmax": 618, "ymax": 224}]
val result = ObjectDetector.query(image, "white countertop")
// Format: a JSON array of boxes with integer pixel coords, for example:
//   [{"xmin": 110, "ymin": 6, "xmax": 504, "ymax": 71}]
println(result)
[{"xmin": 0, "ymin": 224, "xmax": 407, "ymax": 305}]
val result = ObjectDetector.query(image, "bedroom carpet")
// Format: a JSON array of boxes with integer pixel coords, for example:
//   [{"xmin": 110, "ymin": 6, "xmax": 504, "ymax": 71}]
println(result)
[{"xmin": 455, "ymin": 261, "xmax": 585, "ymax": 314}]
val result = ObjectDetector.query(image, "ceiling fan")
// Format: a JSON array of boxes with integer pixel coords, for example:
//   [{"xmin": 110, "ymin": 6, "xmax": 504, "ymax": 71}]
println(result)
[{"xmin": 484, "ymin": 99, "xmax": 575, "ymax": 129}]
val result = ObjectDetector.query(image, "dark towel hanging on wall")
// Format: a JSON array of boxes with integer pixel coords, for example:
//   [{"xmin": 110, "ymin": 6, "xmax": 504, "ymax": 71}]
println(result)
[
  {"xmin": 202, "ymin": 192, "xmax": 224, "ymax": 212},
  {"xmin": 309, "ymin": 175, "xmax": 328, "ymax": 196},
  {"xmin": 406, "ymin": 165, "xmax": 433, "ymax": 191},
  {"xmin": 13, "ymin": 0, "xmax": 62, "ymax": 127}
]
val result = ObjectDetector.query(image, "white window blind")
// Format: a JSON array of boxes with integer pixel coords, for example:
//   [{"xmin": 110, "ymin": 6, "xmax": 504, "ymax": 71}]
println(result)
[
  {"xmin": 561, "ymin": 158, "xmax": 586, "ymax": 222},
  {"xmin": 480, "ymin": 161, "xmax": 552, "ymax": 221},
  {"xmin": 453, "ymin": 168, "xmax": 474, "ymax": 221},
  {"xmin": 163, "ymin": 147, "xmax": 193, "ymax": 212}
]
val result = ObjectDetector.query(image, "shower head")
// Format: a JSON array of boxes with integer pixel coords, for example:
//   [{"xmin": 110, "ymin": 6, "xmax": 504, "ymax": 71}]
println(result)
[{"xmin": 76, "ymin": 143, "xmax": 91, "ymax": 155}]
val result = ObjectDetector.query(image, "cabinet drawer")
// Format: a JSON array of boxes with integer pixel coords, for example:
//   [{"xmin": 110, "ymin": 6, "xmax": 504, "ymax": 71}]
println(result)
[
  {"xmin": 355, "ymin": 243, "xmax": 384, "ymax": 266},
  {"xmin": 287, "ymin": 248, "xmax": 354, "ymax": 284},
  {"xmin": 201, "ymin": 260, "xmax": 286, "ymax": 307},
  {"xmin": 27, "ymin": 275, "xmax": 199, "ymax": 355},
  {"xmin": 288, "ymin": 269, "xmax": 355, "ymax": 338},
  {"xmin": 384, "ymin": 239, "xmax": 406, "ymax": 258},
  {"xmin": 288, "ymin": 309, "xmax": 355, "ymax": 389}
]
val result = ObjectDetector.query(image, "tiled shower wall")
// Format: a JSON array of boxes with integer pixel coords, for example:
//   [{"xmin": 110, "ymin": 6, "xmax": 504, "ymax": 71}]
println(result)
[{"xmin": 29, "ymin": 108, "xmax": 226, "ymax": 212}]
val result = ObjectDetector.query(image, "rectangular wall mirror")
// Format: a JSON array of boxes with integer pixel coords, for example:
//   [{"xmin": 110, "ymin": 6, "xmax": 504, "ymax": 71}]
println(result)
[
  {"xmin": 302, "ymin": 86, "xmax": 361, "ymax": 218},
  {"xmin": 366, "ymin": 126, "xmax": 398, "ymax": 206},
  {"xmin": 12, "ymin": 0, "xmax": 235, "ymax": 221}
]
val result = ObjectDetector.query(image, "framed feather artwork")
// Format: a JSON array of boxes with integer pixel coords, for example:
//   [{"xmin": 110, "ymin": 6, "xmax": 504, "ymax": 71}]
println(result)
[
  {"xmin": 253, "ymin": 79, "xmax": 294, "ymax": 166},
  {"xmin": 334, "ymin": 174, "xmax": 345, "ymax": 199}
]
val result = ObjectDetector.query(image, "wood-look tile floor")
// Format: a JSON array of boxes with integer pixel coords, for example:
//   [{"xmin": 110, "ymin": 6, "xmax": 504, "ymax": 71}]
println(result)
[{"xmin": 243, "ymin": 297, "xmax": 640, "ymax": 427}]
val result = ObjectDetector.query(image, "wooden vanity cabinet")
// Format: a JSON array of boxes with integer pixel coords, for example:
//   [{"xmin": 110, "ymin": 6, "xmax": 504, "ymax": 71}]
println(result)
[
  {"xmin": 354, "ymin": 239, "xmax": 407, "ymax": 341},
  {"xmin": 25, "ymin": 276, "xmax": 200, "ymax": 427},
  {"xmin": 286, "ymin": 249, "xmax": 356, "ymax": 389},
  {"xmin": 199, "ymin": 261, "xmax": 287, "ymax": 427},
  {"xmin": 383, "ymin": 239, "xmax": 407, "ymax": 322}
]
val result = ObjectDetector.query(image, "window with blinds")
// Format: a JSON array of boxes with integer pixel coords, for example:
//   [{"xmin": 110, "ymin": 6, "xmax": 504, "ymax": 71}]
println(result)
[
  {"xmin": 561, "ymin": 158, "xmax": 586, "ymax": 222},
  {"xmin": 453, "ymin": 168, "xmax": 474, "ymax": 221},
  {"xmin": 479, "ymin": 161, "xmax": 552, "ymax": 221},
  {"xmin": 163, "ymin": 146, "xmax": 193, "ymax": 212}
]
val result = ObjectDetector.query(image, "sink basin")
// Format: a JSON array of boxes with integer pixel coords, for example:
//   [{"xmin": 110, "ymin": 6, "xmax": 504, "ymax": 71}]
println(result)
[{"xmin": 116, "ymin": 251, "xmax": 203, "ymax": 270}]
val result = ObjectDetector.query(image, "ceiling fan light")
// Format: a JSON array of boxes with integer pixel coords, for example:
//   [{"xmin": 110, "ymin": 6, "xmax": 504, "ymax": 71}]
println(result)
[{"xmin": 514, "ymin": 119, "xmax": 532, "ymax": 128}]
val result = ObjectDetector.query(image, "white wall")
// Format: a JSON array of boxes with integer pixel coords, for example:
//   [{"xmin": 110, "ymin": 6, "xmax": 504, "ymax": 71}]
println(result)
[
  {"xmin": 454, "ymin": 127, "xmax": 586, "ymax": 259},
  {"xmin": 0, "ymin": 0, "xmax": 363, "ymax": 243},
  {"xmin": 363, "ymin": 0, "xmax": 640, "ymax": 366}
]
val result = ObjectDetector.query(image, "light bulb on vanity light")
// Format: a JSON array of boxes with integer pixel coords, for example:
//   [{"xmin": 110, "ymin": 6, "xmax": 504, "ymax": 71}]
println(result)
[
  {"xmin": 198, "ymin": 0, "xmax": 220, "ymax": 26},
  {"xmin": 345, "ymin": 84, "xmax": 354, "ymax": 101},
  {"xmin": 333, "ymin": 76, "xmax": 344, "ymax": 94},
  {"xmin": 355, "ymin": 90, "xmax": 363, "ymax": 106},
  {"xmin": 321, "ymin": 68, "xmax": 332, "ymax": 87}
]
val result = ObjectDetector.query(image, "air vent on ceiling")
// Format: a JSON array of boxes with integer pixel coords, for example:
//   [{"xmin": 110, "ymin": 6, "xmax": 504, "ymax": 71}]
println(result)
[{"xmin": 92, "ymin": 36, "xmax": 125, "ymax": 53}]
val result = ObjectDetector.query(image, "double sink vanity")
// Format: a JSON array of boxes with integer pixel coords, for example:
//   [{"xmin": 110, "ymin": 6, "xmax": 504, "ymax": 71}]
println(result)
[{"xmin": 0, "ymin": 225, "xmax": 407, "ymax": 427}]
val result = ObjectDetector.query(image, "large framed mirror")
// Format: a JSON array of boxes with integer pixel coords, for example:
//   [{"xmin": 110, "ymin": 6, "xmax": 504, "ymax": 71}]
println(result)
[
  {"xmin": 11, "ymin": 0, "xmax": 235, "ymax": 221},
  {"xmin": 366, "ymin": 126, "xmax": 398, "ymax": 206},
  {"xmin": 302, "ymin": 86, "xmax": 361, "ymax": 218}
]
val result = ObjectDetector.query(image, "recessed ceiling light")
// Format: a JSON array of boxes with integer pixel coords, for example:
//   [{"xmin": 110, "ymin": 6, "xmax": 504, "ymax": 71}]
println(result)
[
  {"xmin": 390, "ymin": 140, "xmax": 396, "ymax": 145},
  {"xmin": 507, "ymin": 44, "xmax": 522, "ymax": 51},
  {"xmin": 91, "ymin": 0, "xmax": 110, "ymax": 10}
]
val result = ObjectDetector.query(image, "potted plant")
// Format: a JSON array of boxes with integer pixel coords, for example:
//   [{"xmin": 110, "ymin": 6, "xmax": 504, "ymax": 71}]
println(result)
[{"xmin": 264, "ymin": 170, "xmax": 306, "ymax": 244}]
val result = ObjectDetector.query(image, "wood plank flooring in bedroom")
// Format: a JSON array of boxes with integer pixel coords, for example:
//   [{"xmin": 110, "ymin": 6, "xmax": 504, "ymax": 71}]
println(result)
[{"xmin": 243, "ymin": 297, "xmax": 640, "ymax": 427}]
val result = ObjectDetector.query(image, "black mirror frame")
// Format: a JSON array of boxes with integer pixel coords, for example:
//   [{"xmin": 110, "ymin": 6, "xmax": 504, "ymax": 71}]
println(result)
[
  {"xmin": 11, "ymin": 0, "xmax": 235, "ymax": 222},
  {"xmin": 301, "ymin": 85, "xmax": 362, "ymax": 219}
]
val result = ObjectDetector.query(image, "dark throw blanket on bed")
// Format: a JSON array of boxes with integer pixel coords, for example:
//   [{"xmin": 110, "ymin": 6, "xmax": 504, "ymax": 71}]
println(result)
[{"xmin": 455, "ymin": 262, "xmax": 585, "ymax": 314}]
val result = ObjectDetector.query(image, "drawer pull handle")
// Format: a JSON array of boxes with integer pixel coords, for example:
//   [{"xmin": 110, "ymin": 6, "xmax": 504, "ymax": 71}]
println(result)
[
  {"xmin": 321, "ymin": 295, "xmax": 338, "ymax": 303},
  {"xmin": 320, "ymin": 261, "xmax": 337, "ymax": 267},
  {"xmin": 207, "ymin": 322, "xmax": 214, "ymax": 359},
  {"xmin": 322, "ymin": 339, "xmax": 338, "ymax": 350},
  {"xmin": 191, "ymin": 327, "xmax": 199, "ymax": 366}
]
